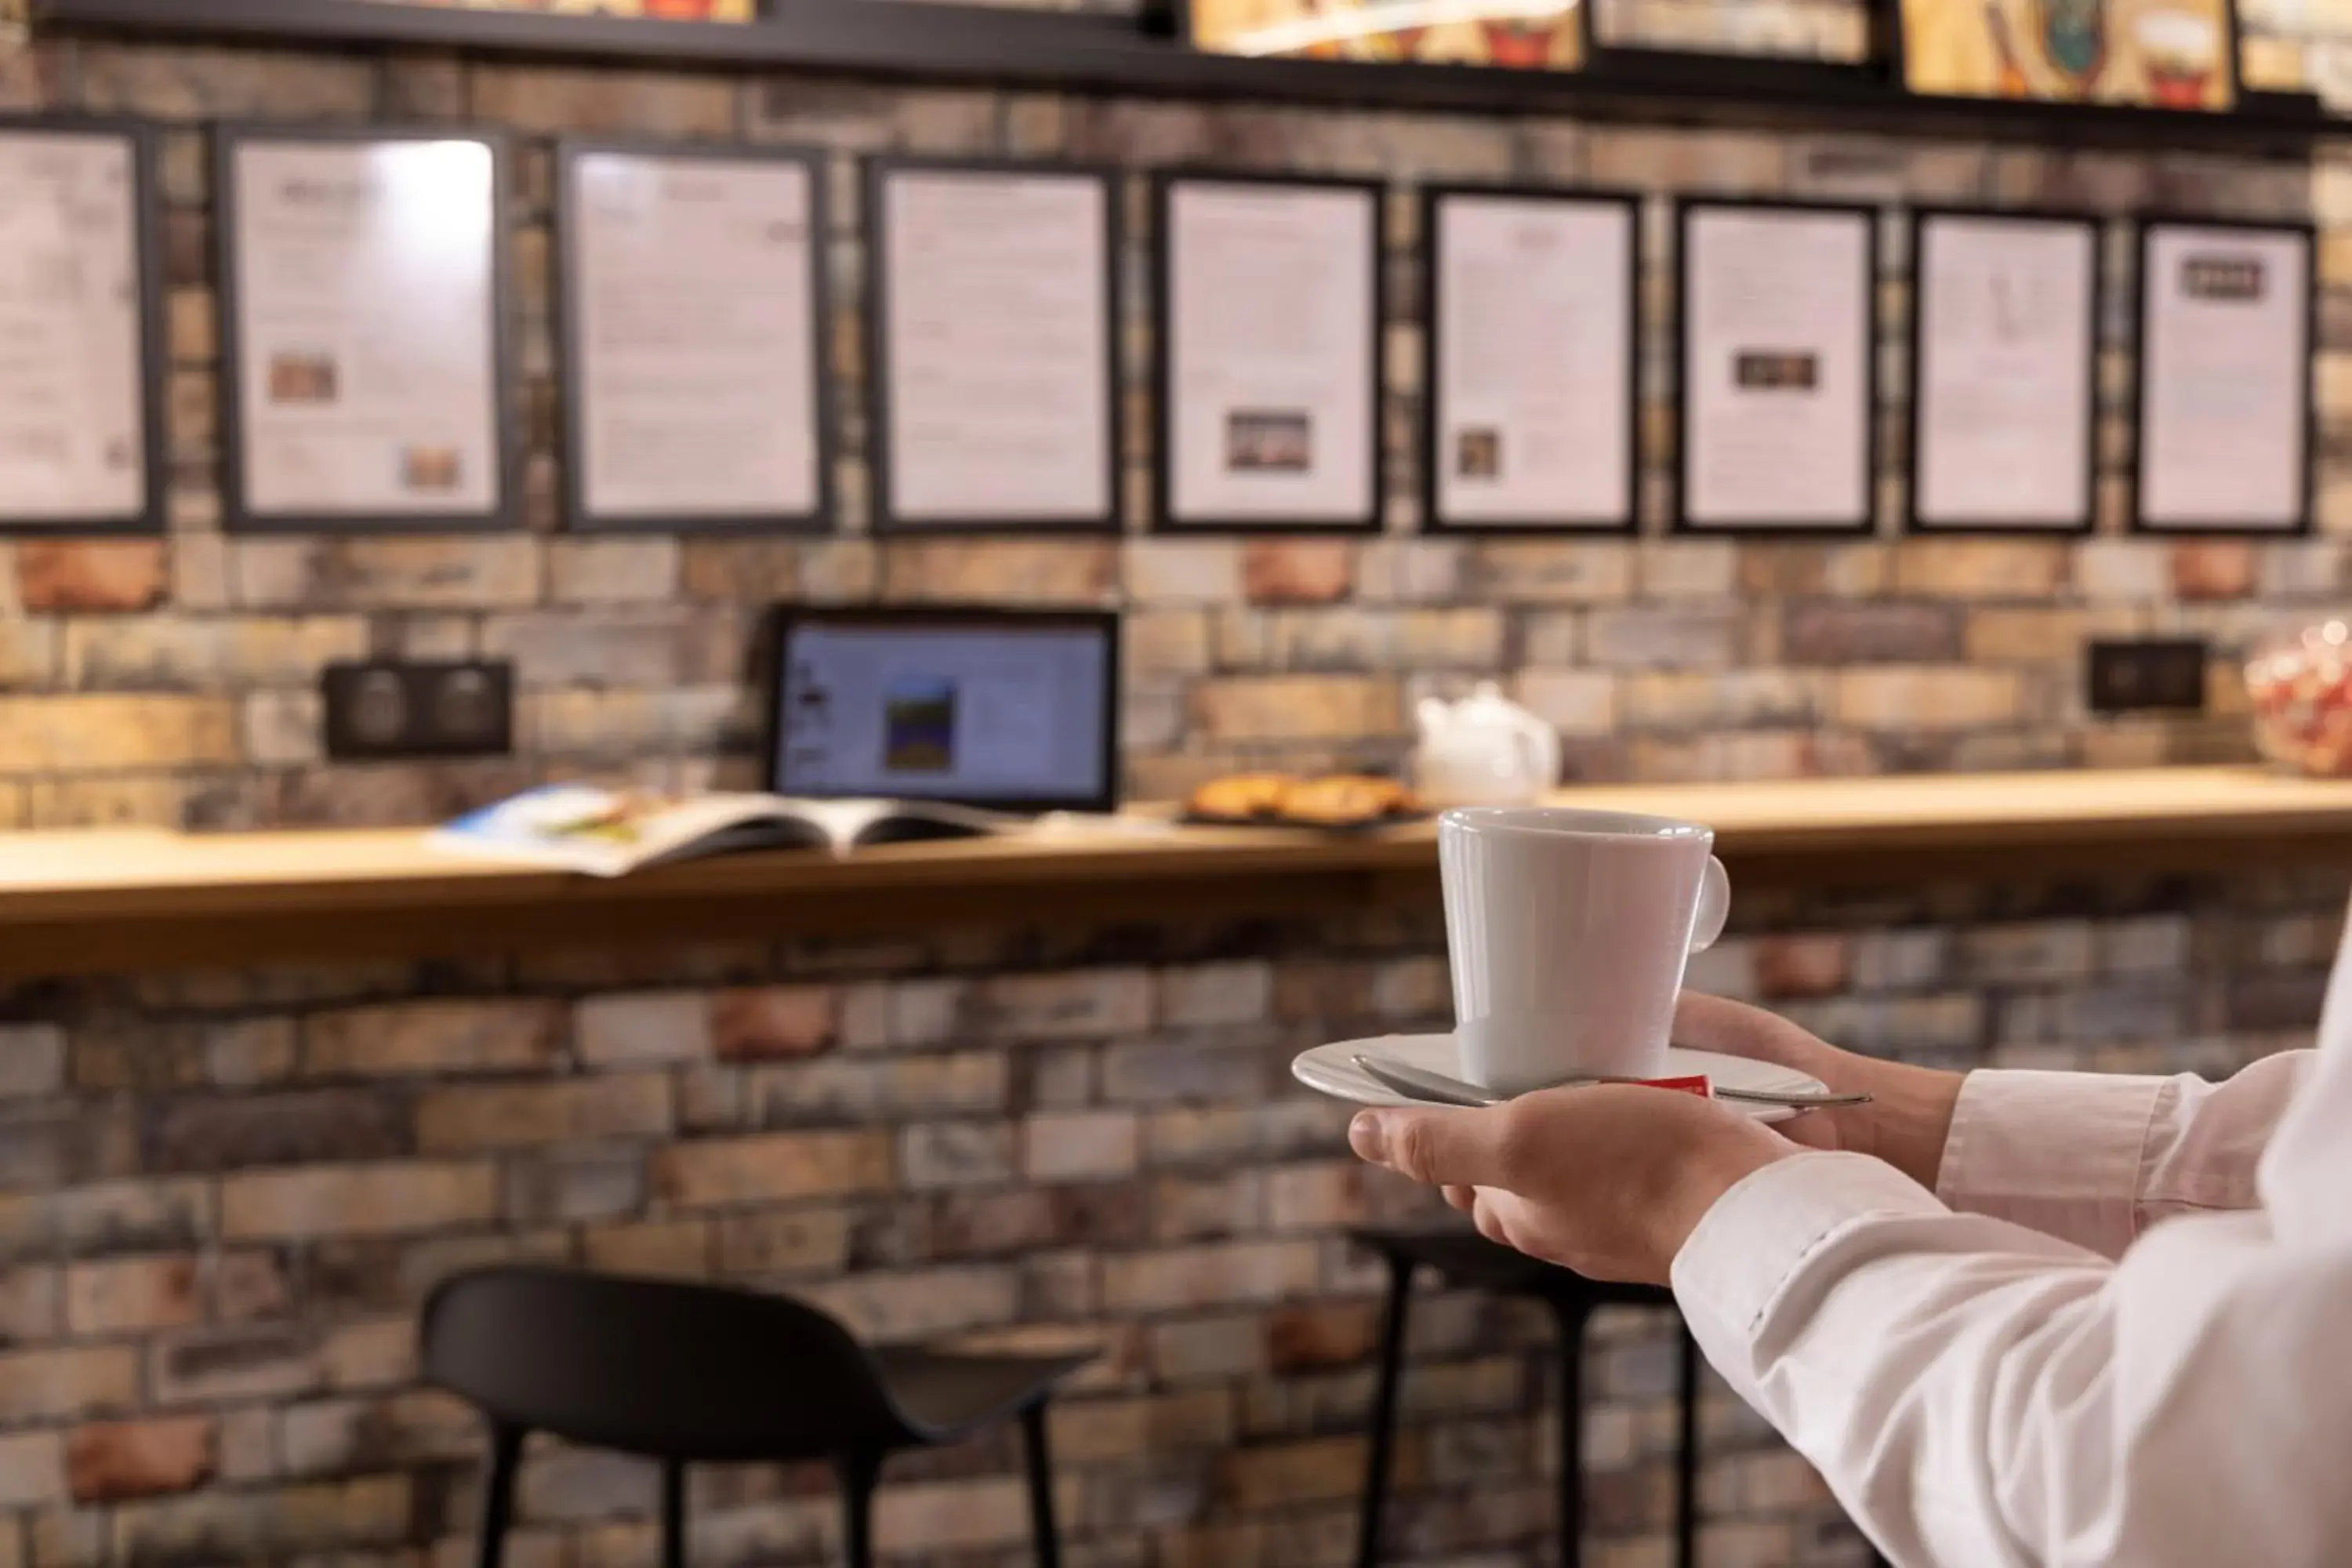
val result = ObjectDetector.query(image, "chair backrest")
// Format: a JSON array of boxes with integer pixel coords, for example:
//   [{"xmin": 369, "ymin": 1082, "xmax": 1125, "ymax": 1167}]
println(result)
[{"xmin": 421, "ymin": 1265, "xmax": 905, "ymax": 1462}]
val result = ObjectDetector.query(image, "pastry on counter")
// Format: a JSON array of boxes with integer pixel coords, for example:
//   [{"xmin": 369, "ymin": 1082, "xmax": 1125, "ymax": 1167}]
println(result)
[
  {"xmin": 1185, "ymin": 771, "xmax": 1423, "ymax": 829},
  {"xmin": 1186, "ymin": 773, "xmax": 1294, "ymax": 822}
]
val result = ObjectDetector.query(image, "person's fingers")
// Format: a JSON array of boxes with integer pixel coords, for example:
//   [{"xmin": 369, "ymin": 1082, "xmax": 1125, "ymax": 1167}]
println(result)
[
  {"xmin": 1673, "ymin": 991, "xmax": 1819, "ymax": 1066},
  {"xmin": 1442, "ymin": 1184, "xmax": 1477, "ymax": 1213},
  {"xmin": 1469, "ymin": 1190, "xmax": 1512, "ymax": 1249},
  {"xmin": 1349, "ymin": 1103, "xmax": 1515, "ymax": 1189},
  {"xmin": 1771, "ymin": 1109, "xmax": 1842, "ymax": 1152}
]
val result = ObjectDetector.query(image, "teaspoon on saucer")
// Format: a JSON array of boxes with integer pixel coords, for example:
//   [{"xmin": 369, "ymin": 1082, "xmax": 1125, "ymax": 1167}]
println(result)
[{"xmin": 1352, "ymin": 1052, "xmax": 1871, "ymax": 1111}]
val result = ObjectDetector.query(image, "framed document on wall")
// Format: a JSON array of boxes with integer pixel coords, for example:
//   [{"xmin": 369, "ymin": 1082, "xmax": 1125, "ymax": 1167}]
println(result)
[
  {"xmin": 1674, "ymin": 198, "xmax": 1878, "ymax": 536},
  {"xmin": 1907, "ymin": 209, "xmax": 2100, "ymax": 535},
  {"xmin": 2133, "ymin": 219, "xmax": 2314, "ymax": 535},
  {"xmin": 0, "ymin": 119, "xmax": 165, "ymax": 536},
  {"xmin": 1423, "ymin": 185, "xmax": 1638, "ymax": 534},
  {"xmin": 216, "ymin": 126, "xmax": 517, "ymax": 533},
  {"xmin": 868, "ymin": 158, "xmax": 1120, "ymax": 534},
  {"xmin": 1155, "ymin": 172, "xmax": 1383, "ymax": 534},
  {"xmin": 557, "ymin": 140, "xmax": 829, "ymax": 534}
]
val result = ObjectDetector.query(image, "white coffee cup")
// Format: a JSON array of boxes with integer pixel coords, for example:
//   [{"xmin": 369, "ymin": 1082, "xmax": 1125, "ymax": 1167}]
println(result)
[{"xmin": 1439, "ymin": 806, "xmax": 1730, "ymax": 1093}]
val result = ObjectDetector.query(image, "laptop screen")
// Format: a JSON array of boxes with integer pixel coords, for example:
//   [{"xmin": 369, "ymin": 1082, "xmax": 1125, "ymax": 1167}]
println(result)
[{"xmin": 768, "ymin": 610, "xmax": 1120, "ymax": 813}]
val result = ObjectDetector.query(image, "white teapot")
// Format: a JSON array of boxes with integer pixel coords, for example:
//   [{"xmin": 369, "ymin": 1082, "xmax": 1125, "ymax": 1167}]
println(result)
[{"xmin": 1412, "ymin": 682, "xmax": 1562, "ymax": 807}]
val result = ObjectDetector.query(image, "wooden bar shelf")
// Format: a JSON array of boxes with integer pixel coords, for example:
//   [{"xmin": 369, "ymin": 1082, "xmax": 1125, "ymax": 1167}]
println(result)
[
  {"xmin": 31, "ymin": 0, "xmax": 2342, "ymax": 158},
  {"xmin": 7, "ymin": 768, "xmax": 2352, "ymax": 978}
]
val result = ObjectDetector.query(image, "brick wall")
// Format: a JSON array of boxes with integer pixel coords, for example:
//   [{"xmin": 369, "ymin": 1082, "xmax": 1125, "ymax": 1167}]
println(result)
[
  {"xmin": 0, "ymin": 30, "xmax": 2350, "ymax": 827},
  {"xmin": 5, "ymin": 15, "xmax": 2352, "ymax": 1568},
  {"xmin": 0, "ymin": 877, "xmax": 2340, "ymax": 1568}
]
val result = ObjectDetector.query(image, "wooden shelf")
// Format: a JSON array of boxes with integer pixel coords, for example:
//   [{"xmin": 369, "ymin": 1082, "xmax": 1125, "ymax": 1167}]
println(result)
[
  {"xmin": 31, "ymin": 0, "xmax": 2340, "ymax": 158},
  {"xmin": 8, "ymin": 768, "xmax": 2352, "ymax": 978}
]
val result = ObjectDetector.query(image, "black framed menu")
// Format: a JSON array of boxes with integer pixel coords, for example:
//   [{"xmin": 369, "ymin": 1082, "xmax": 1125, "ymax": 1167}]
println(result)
[
  {"xmin": 2133, "ymin": 218, "xmax": 2314, "ymax": 535},
  {"xmin": 868, "ymin": 158, "xmax": 1120, "ymax": 534},
  {"xmin": 0, "ymin": 118, "xmax": 165, "ymax": 536},
  {"xmin": 1423, "ymin": 186, "xmax": 1639, "ymax": 535},
  {"xmin": 557, "ymin": 140, "xmax": 829, "ymax": 534},
  {"xmin": 1675, "ymin": 198, "xmax": 1878, "ymax": 536},
  {"xmin": 216, "ymin": 126, "xmax": 517, "ymax": 533},
  {"xmin": 1155, "ymin": 172, "xmax": 1383, "ymax": 534},
  {"xmin": 1907, "ymin": 209, "xmax": 2100, "ymax": 535}
]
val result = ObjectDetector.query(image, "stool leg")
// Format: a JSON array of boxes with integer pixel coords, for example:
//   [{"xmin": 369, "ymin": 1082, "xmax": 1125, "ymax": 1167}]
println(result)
[
  {"xmin": 1021, "ymin": 1402, "xmax": 1062, "ymax": 1568},
  {"xmin": 839, "ymin": 1453, "xmax": 881, "ymax": 1568},
  {"xmin": 1354, "ymin": 1258, "xmax": 1415, "ymax": 1568},
  {"xmin": 1675, "ymin": 1323, "xmax": 1700, "ymax": 1568},
  {"xmin": 474, "ymin": 1422, "xmax": 523, "ymax": 1568},
  {"xmin": 1552, "ymin": 1303, "xmax": 1593, "ymax": 1568},
  {"xmin": 661, "ymin": 1459, "xmax": 688, "ymax": 1568}
]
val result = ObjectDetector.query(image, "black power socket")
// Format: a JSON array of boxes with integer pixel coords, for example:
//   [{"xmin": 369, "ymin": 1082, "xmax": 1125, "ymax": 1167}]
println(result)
[
  {"xmin": 2087, "ymin": 639, "xmax": 2209, "ymax": 715},
  {"xmin": 322, "ymin": 661, "xmax": 514, "ymax": 761}
]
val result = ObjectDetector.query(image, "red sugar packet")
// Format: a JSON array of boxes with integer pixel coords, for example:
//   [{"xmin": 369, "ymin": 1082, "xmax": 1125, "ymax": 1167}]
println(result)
[{"xmin": 1636, "ymin": 1075, "xmax": 1714, "ymax": 1098}]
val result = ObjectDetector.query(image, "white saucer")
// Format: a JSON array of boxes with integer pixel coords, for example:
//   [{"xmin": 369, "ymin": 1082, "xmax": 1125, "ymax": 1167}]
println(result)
[{"xmin": 1292, "ymin": 1033, "xmax": 1827, "ymax": 1124}]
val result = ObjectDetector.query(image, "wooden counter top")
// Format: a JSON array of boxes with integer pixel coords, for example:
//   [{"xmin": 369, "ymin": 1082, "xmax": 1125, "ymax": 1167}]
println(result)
[{"xmin": 8, "ymin": 766, "xmax": 2352, "ymax": 978}]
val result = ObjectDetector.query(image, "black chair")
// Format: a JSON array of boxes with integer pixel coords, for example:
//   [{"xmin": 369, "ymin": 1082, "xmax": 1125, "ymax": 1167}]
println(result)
[
  {"xmin": 1351, "ymin": 1227, "xmax": 1701, "ymax": 1568},
  {"xmin": 422, "ymin": 1265, "xmax": 1091, "ymax": 1568}
]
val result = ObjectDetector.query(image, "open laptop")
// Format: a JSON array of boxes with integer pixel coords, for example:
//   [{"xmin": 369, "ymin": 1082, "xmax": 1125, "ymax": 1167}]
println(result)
[{"xmin": 763, "ymin": 606, "xmax": 1122, "ymax": 818}]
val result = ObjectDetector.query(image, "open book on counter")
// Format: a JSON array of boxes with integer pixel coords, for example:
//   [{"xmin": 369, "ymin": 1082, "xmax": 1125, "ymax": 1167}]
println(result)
[{"xmin": 428, "ymin": 785, "xmax": 1054, "ymax": 878}]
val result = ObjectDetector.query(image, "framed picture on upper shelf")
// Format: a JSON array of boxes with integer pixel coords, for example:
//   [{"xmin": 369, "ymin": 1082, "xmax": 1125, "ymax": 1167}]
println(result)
[
  {"xmin": 1184, "ymin": 0, "xmax": 1589, "ymax": 71},
  {"xmin": 1894, "ymin": 0, "xmax": 2239, "ymax": 112},
  {"xmin": 0, "ymin": 117, "xmax": 168, "ymax": 538}
]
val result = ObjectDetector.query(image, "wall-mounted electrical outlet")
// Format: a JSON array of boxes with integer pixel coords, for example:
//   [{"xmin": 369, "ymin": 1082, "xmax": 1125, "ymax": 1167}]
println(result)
[
  {"xmin": 2087, "ymin": 639, "xmax": 2209, "ymax": 715},
  {"xmin": 322, "ymin": 661, "xmax": 514, "ymax": 761}
]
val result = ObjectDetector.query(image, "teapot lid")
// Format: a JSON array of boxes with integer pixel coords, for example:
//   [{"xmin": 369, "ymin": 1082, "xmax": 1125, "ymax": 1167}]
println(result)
[{"xmin": 1457, "ymin": 681, "xmax": 1519, "ymax": 718}]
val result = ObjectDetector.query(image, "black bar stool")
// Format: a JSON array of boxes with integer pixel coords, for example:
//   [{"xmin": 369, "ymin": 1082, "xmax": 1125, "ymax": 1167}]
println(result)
[
  {"xmin": 422, "ymin": 1265, "xmax": 1091, "ymax": 1568},
  {"xmin": 1350, "ymin": 1226, "xmax": 1700, "ymax": 1568}
]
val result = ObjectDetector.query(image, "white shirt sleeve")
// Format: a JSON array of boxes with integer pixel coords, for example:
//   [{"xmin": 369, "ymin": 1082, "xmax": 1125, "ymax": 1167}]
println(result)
[
  {"xmin": 1933, "ymin": 1053, "xmax": 2318, "ymax": 1259},
  {"xmin": 1673, "ymin": 1150, "xmax": 2352, "ymax": 1568}
]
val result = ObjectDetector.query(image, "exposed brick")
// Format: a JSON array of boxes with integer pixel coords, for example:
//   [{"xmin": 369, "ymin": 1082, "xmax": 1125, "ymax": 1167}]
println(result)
[
  {"xmin": 710, "ymin": 986, "xmax": 838, "ymax": 1062},
  {"xmin": 416, "ymin": 1076, "xmax": 673, "ymax": 1152},
  {"xmin": 16, "ymin": 540, "xmax": 168, "ymax": 612},
  {"xmin": 303, "ymin": 1000, "xmax": 564, "ymax": 1079},
  {"xmin": 1159, "ymin": 962, "xmax": 1275, "ymax": 1028},
  {"xmin": 1267, "ymin": 1301, "xmax": 1382, "ymax": 1373},
  {"xmin": 1102, "ymin": 1241, "xmax": 1320, "ymax": 1312},
  {"xmin": 1889, "ymin": 539, "xmax": 2070, "ymax": 597},
  {"xmin": 143, "ymin": 1088, "xmax": 406, "ymax": 1172},
  {"xmin": 222, "ymin": 1163, "xmax": 499, "ymax": 1240},
  {"xmin": 0, "ymin": 695, "xmax": 238, "ymax": 773},
  {"xmin": 1025, "ymin": 1112, "xmax": 1141, "ymax": 1182},
  {"xmin": 2172, "ymin": 541, "xmax": 2259, "ymax": 600},
  {"xmin": 884, "ymin": 540, "xmax": 1119, "ymax": 604},
  {"xmin": 0, "ymin": 1345, "xmax": 139, "ymax": 1422},
  {"xmin": 582, "ymin": 1218, "xmax": 710, "ymax": 1280},
  {"xmin": 653, "ymin": 1131, "xmax": 894, "ymax": 1208},
  {"xmin": 975, "ymin": 969, "xmax": 1153, "ymax": 1042},
  {"xmin": 65, "ymin": 1254, "xmax": 199, "ymax": 1335},
  {"xmin": 1243, "ymin": 541, "xmax": 1356, "ymax": 604},
  {"xmin": 1832, "ymin": 669, "xmax": 2021, "ymax": 729},
  {"xmin": 1218, "ymin": 1434, "xmax": 1370, "ymax": 1511},
  {"xmin": 1781, "ymin": 601, "xmax": 1963, "ymax": 665},
  {"xmin": 577, "ymin": 991, "xmax": 711, "ymax": 1066},
  {"xmin": 898, "ymin": 1121, "xmax": 1015, "ymax": 1189},
  {"xmin": 1189, "ymin": 677, "xmax": 1400, "ymax": 742},
  {"xmin": 1126, "ymin": 539, "xmax": 1243, "ymax": 603},
  {"xmin": 1511, "ymin": 669, "xmax": 1617, "ymax": 737},
  {"xmin": 1468, "ymin": 541, "xmax": 1634, "ymax": 603},
  {"xmin": 745, "ymin": 1052, "xmax": 1008, "ymax": 1124},
  {"xmin": 67, "ymin": 1418, "xmax": 213, "ymax": 1504},
  {"xmin": 0, "ymin": 1430, "xmax": 64, "ymax": 1506},
  {"xmin": 801, "ymin": 1265, "xmax": 1020, "ymax": 1343},
  {"xmin": 1753, "ymin": 935, "xmax": 1852, "ymax": 999},
  {"xmin": 712, "ymin": 1209, "xmax": 853, "ymax": 1279},
  {"xmin": 0, "ymin": 1024, "xmax": 64, "ymax": 1099},
  {"xmin": 107, "ymin": 1475, "xmax": 410, "ymax": 1563}
]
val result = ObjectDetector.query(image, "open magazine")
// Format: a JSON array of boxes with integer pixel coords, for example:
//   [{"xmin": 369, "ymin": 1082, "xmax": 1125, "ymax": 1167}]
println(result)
[{"xmin": 427, "ymin": 785, "xmax": 1022, "ymax": 877}]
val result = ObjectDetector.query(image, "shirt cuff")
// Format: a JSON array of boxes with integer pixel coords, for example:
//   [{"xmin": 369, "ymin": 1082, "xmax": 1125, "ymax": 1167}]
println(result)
[
  {"xmin": 1671, "ymin": 1150, "xmax": 1948, "ymax": 1343},
  {"xmin": 1933, "ymin": 1069, "xmax": 2167, "ymax": 1259}
]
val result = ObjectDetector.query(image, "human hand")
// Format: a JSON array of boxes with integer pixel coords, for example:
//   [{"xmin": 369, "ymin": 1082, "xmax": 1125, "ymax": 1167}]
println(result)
[
  {"xmin": 1674, "ymin": 992, "xmax": 1963, "ymax": 1191},
  {"xmin": 1348, "ymin": 1083, "xmax": 1798, "ymax": 1285}
]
